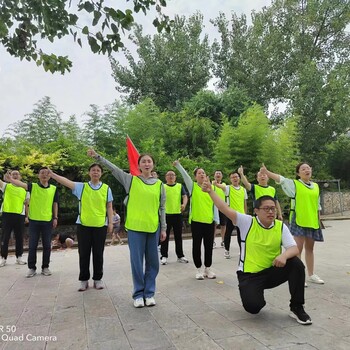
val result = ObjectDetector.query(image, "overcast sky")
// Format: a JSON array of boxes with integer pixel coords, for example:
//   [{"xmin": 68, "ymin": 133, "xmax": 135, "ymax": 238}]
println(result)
[{"xmin": 0, "ymin": 0, "xmax": 271, "ymax": 135}]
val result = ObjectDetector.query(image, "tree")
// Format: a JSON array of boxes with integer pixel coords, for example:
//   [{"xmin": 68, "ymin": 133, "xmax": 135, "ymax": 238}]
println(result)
[
  {"xmin": 110, "ymin": 13, "xmax": 211, "ymax": 111},
  {"xmin": 0, "ymin": 0, "xmax": 170, "ymax": 73},
  {"xmin": 5, "ymin": 96, "xmax": 63, "ymax": 146}
]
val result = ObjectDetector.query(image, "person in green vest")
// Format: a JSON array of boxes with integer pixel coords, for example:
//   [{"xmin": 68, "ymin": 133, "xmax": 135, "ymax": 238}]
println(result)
[
  {"xmin": 174, "ymin": 160, "xmax": 218, "ymax": 280},
  {"xmin": 260, "ymin": 163, "xmax": 324, "ymax": 286},
  {"xmin": 7, "ymin": 167, "xmax": 58, "ymax": 277},
  {"xmin": 0, "ymin": 170, "xmax": 28, "ymax": 267},
  {"xmin": 238, "ymin": 166, "xmax": 283, "ymax": 220},
  {"xmin": 212, "ymin": 170, "xmax": 227, "ymax": 249},
  {"xmin": 201, "ymin": 177, "xmax": 312, "ymax": 325},
  {"xmin": 223, "ymin": 171, "xmax": 248, "ymax": 258},
  {"xmin": 87, "ymin": 148, "xmax": 166, "ymax": 308},
  {"xmin": 160, "ymin": 170, "xmax": 188, "ymax": 265},
  {"xmin": 48, "ymin": 164, "xmax": 113, "ymax": 291}
]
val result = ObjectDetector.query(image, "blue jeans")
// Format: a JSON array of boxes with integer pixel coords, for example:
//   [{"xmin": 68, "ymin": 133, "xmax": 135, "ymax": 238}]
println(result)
[
  {"xmin": 128, "ymin": 228, "xmax": 160, "ymax": 300},
  {"xmin": 28, "ymin": 220, "xmax": 53, "ymax": 270}
]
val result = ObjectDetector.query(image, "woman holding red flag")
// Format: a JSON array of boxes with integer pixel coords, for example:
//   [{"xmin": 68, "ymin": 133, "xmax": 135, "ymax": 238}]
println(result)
[{"xmin": 87, "ymin": 148, "xmax": 166, "ymax": 308}]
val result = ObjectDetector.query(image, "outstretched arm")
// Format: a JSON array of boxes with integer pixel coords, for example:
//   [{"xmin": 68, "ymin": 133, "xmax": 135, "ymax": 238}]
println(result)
[
  {"xmin": 48, "ymin": 169, "xmax": 75, "ymax": 190},
  {"xmin": 5, "ymin": 172, "xmax": 28, "ymax": 191},
  {"xmin": 201, "ymin": 177, "xmax": 238, "ymax": 225},
  {"xmin": 259, "ymin": 164, "xmax": 281, "ymax": 183},
  {"xmin": 238, "ymin": 166, "xmax": 252, "ymax": 191}
]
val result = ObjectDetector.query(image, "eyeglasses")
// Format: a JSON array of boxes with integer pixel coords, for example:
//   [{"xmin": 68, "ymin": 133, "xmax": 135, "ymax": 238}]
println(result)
[
  {"xmin": 258, "ymin": 207, "xmax": 277, "ymax": 213},
  {"xmin": 166, "ymin": 174, "xmax": 175, "ymax": 177}
]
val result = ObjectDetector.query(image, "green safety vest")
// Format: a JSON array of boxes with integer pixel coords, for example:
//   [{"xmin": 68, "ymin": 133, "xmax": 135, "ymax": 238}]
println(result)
[
  {"xmin": 29, "ymin": 183, "xmax": 56, "ymax": 222},
  {"xmin": 125, "ymin": 177, "xmax": 162, "ymax": 233},
  {"xmin": 243, "ymin": 218, "xmax": 282, "ymax": 273},
  {"xmin": 213, "ymin": 182, "xmax": 226, "ymax": 200},
  {"xmin": 3, "ymin": 184, "xmax": 27, "ymax": 214},
  {"xmin": 189, "ymin": 182, "xmax": 214, "ymax": 224},
  {"xmin": 164, "ymin": 183, "xmax": 182, "ymax": 214},
  {"xmin": 80, "ymin": 183, "xmax": 109, "ymax": 227},
  {"xmin": 293, "ymin": 180, "xmax": 320, "ymax": 229},
  {"xmin": 227, "ymin": 186, "xmax": 245, "ymax": 214},
  {"xmin": 254, "ymin": 185, "xmax": 276, "ymax": 200}
]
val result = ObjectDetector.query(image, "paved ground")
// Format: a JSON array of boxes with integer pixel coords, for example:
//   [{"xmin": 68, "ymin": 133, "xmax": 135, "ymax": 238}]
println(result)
[{"xmin": 0, "ymin": 219, "xmax": 349, "ymax": 350}]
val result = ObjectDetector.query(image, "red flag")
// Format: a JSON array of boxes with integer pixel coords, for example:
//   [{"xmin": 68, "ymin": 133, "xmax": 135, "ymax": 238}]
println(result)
[{"xmin": 126, "ymin": 136, "xmax": 141, "ymax": 176}]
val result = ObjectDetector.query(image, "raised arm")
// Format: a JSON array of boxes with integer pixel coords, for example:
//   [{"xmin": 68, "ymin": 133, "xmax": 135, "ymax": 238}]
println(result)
[
  {"xmin": 259, "ymin": 164, "xmax": 281, "ymax": 182},
  {"xmin": 238, "ymin": 166, "xmax": 252, "ymax": 191},
  {"xmin": 48, "ymin": 169, "xmax": 75, "ymax": 190},
  {"xmin": 173, "ymin": 160, "xmax": 193, "ymax": 194},
  {"xmin": 201, "ymin": 177, "xmax": 238, "ymax": 225},
  {"xmin": 4, "ymin": 172, "xmax": 28, "ymax": 191}
]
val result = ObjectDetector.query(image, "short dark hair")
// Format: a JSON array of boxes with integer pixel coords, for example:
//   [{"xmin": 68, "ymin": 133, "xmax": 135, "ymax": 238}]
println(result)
[
  {"xmin": 254, "ymin": 195, "xmax": 276, "ymax": 209},
  {"xmin": 89, "ymin": 163, "xmax": 103, "ymax": 172},
  {"xmin": 229, "ymin": 171, "xmax": 240, "ymax": 178},
  {"xmin": 38, "ymin": 166, "xmax": 49, "ymax": 172}
]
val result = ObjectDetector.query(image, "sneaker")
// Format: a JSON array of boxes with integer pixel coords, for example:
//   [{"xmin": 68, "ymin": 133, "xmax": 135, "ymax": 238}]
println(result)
[
  {"xmin": 41, "ymin": 268, "xmax": 52, "ymax": 276},
  {"xmin": 26, "ymin": 268, "xmax": 36, "ymax": 278},
  {"xmin": 308, "ymin": 274, "xmax": 324, "ymax": 284},
  {"xmin": 78, "ymin": 281, "xmax": 89, "ymax": 292},
  {"xmin": 94, "ymin": 280, "xmax": 104, "ymax": 290},
  {"xmin": 224, "ymin": 250, "xmax": 231, "ymax": 259},
  {"xmin": 145, "ymin": 297, "xmax": 156, "ymax": 307},
  {"xmin": 133, "ymin": 298, "xmax": 145, "ymax": 308},
  {"xmin": 177, "ymin": 257, "xmax": 189, "ymax": 263},
  {"xmin": 203, "ymin": 267, "xmax": 216, "ymax": 279},
  {"xmin": 160, "ymin": 257, "xmax": 167, "ymax": 265},
  {"xmin": 16, "ymin": 256, "xmax": 27, "ymax": 265},
  {"xmin": 213, "ymin": 242, "xmax": 216, "ymax": 249},
  {"xmin": 289, "ymin": 305, "xmax": 312, "ymax": 325},
  {"xmin": 0, "ymin": 257, "xmax": 6, "ymax": 267},
  {"xmin": 304, "ymin": 282, "xmax": 308, "ymax": 288},
  {"xmin": 220, "ymin": 241, "xmax": 224, "ymax": 248},
  {"xmin": 195, "ymin": 269, "xmax": 204, "ymax": 280}
]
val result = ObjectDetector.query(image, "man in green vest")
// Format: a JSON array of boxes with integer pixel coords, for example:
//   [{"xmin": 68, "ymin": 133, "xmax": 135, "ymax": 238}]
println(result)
[
  {"xmin": 7, "ymin": 167, "xmax": 59, "ymax": 278},
  {"xmin": 238, "ymin": 166, "xmax": 283, "ymax": 220},
  {"xmin": 201, "ymin": 177, "xmax": 312, "ymax": 326},
  {"xmin": 160, "ymin": 170, "xmax": 189, "ymax": 265},
  {"xmin": 0, "ymin": 170, "xmax": 28, "ymax": 267}
]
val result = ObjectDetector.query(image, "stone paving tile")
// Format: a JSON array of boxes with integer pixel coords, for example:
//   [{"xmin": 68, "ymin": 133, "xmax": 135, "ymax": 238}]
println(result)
[{"xmin": 0, "ymin": 219, "xmax": 350, "ymax": 349}]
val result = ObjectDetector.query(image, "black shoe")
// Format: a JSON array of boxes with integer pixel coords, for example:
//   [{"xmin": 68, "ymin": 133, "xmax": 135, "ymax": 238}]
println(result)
[{"xmin": 289, "ymin": 305, "xmax": 312, "ymax": 325}]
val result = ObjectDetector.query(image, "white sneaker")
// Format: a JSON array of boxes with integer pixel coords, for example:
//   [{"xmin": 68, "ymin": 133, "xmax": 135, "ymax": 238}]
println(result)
[
  {"xmin": 41, "ymin": 268, "xmax": 52, "ymax": 276},
  {"xmin": 177, "ymin": 257, "xmax": 189, "ymax": 263},
  {"xmin": 78, "ymin": 281, "xmax": 89, "ymax": 292},
  {"xmin": 94, "ymin": 280, "xmax": 104, "ymax": 290},
  {"xmin": 203, "ymin": 267, "xmax": 216, "ymax": 279},
  {"xmin": 308, "ymin": 274, "xmax": 324, "ymax": 284},
  {"xmin": 145, "ymin": 297, "xmax": 156, "ymax": 307},
  {"xmin": 0, "ymin": 257, "xmax": 6, "ymax": 267},
  {"xmin": 224, "ymin": 250, "xmax": 231, "ymax": 259},
  {"xmin": 16, "ymin": 256, "xmax": 27, "ymax": 265},
  {"xmin": 134, "ymin": 298, "xmax": 145, "ymax": 308},
  {"xmin": 220, "ymin": 241, "xmax": 225, "ymax": 248},
  {"xmin": 195, "ymin": 269, "xmax": 204, "ymax": 280},
  {"xmin": 161, "ymin": 257, "xmax": 167, "ymax": 265},
  {"xmin": 26, "ymin": 268, "xmax": 36, "ymax": 278},
  {"xmin": 213, "ymin": 242, "xmax": 216, "ymax": 249}
]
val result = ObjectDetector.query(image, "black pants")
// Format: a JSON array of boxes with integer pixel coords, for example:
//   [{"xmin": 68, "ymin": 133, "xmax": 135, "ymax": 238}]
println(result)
[
  {"xmin": 76, "ymin": 225, "xmax": 107, "ymax": 281},
  {"xmin": 224, "ymin": 218, "xmax": 241, "ymax": 251},
  {"xmin": 1, "ymin": 212, "xmax": 25, "ymax": 259},
  {"xmin": 237, "ymin": 256, "xmax": 305, "ymax": 314},
  {"xmin": 191, "ymin": 221, "xmax": 215, "ymax": 268},
  {"xmin": 161, "ymin": 214, "xmax": 184, "ymax": 258}
]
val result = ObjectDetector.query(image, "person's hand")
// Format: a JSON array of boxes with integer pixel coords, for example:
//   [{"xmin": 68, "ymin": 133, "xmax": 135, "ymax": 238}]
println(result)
[
  {"xmin": 87, "ymin": 148, "xmax": 97, "ymax": 158},
  {"xmin": 52, "ymin": 218, "xmax": 58, "ymax": 229},
  {"xmin": 172, "ymin": 160, "xmax": 179, "ymax": 167},
  {"xmin": 24, "ymin": 216, "xmax": 29, "ymax": 225},
  {"xmin": 160, "ymin": 230, "xmax": 166, "ymax": 242},
  {"xmin": 273, "ymin": 254, "xmax": 286, "ymax": 267},
  {"xmin": 201, "ymin": 176, "xmax": 212, "ymax": 193},
  {"xmin": 107, "ymin": 223, "xmax": 114, "ymax": 234},
  {"xmin": 260, "ymin": 163, "xmax": 268, "ymax": 175},
  {"xmin": 47, "ymin": 168, "xmax": 54, "ymax": 179},
  {"xmin": 4, "ymin": 171, "xmax": 12, "ymax": 182},
  {"xmin": 180, "ymin": 203, "xmax": 186, "ymax": 212},
  {"xmin": 238, "ymin": 166, "xmax": 244, "ymax": 175}
]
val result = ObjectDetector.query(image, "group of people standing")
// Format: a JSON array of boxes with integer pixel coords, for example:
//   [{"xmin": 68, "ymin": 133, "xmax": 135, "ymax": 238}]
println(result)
[{"xmin": 0, "ymin": 151, "xmax": 324, "ymax": 325}]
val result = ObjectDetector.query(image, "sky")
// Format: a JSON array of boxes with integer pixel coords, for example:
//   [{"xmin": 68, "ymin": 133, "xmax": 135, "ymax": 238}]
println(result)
[{"xmin": 0, "ymin": 0, "xmax": 271, "ymax": 136}]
